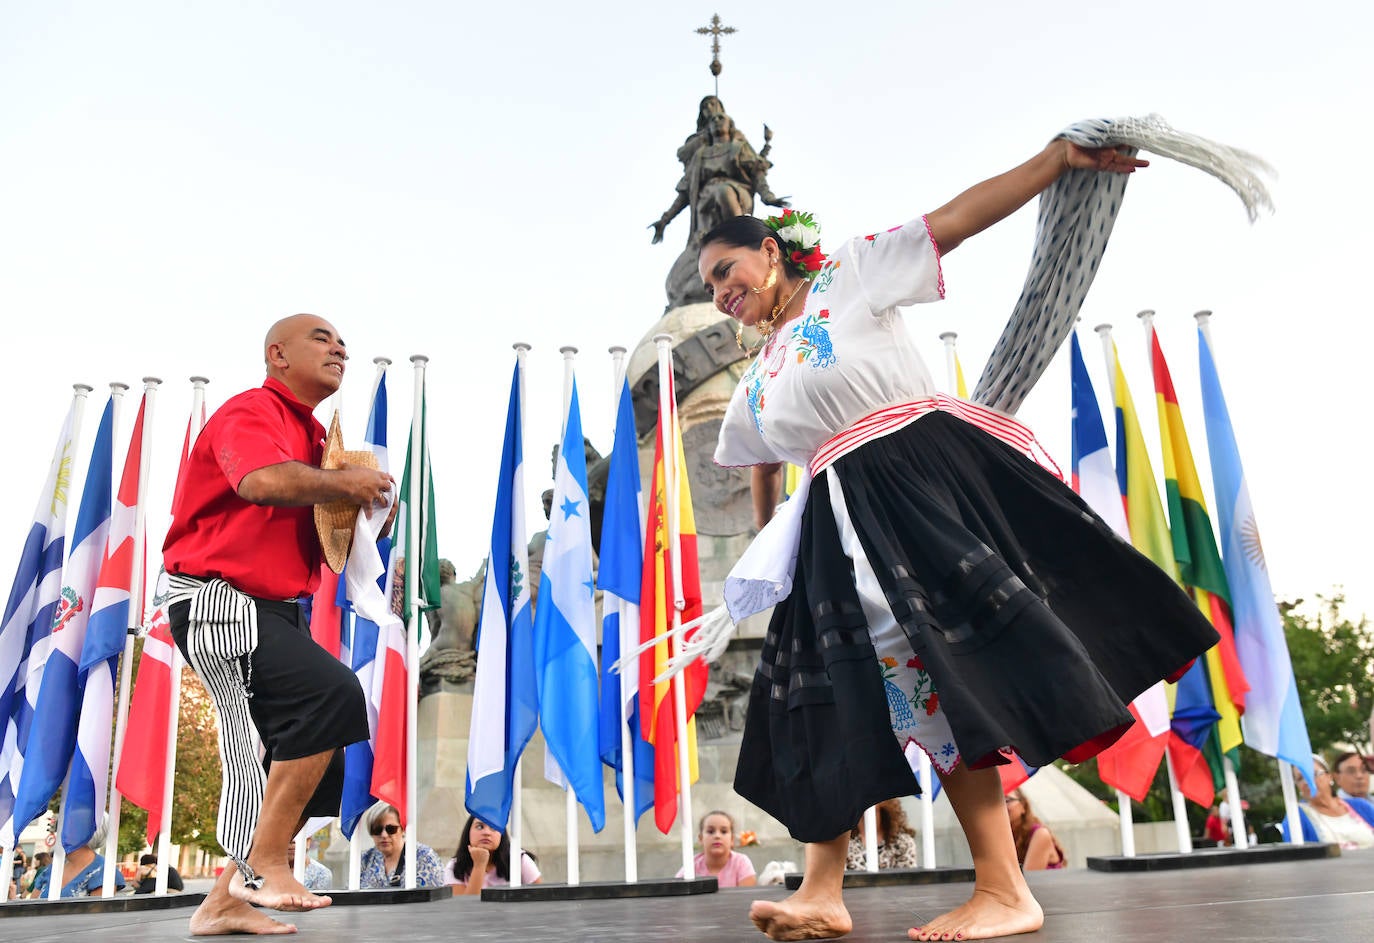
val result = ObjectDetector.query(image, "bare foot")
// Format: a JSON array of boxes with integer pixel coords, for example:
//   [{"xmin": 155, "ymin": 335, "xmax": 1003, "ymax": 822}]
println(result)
[
  {"xmin": 190, "ymin": 897, "xmax": 299, "ymax": 936},
  {"xmin": 750, "ymin": 894, "xmax": 853, "ymax": 941},
  {"xmin": 908, "ymin": 887, "xmax": 1044, "ymax": 941},
  {"xmin": 228, "ymin": 866, "xmax": 332, "ymax": 913}
]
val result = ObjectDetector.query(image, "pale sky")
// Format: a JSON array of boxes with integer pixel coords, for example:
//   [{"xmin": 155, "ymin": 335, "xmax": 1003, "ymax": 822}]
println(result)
[{"xmin": 2, "ymin": 1, "xmax": 1370, "ymax": 619}]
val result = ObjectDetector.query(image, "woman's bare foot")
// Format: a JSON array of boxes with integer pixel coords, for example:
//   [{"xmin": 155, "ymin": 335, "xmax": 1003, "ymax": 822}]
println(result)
[
  {"xmin": 228, "ymin": 865, "xmax": 332, "ymax": 913},
  {"xmin": 190, "ymin": 896, "xmax": 299, "ymax": 936},
  {"xmin": 750, "ymin": 893, "xmax": 853, "ymax": 941},
  {"xmin": 908, "ymin": 887, "xmax": 1044, "ymax": 941}
]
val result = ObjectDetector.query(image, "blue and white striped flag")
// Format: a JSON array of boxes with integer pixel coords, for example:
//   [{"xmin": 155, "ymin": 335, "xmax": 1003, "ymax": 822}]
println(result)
[
  {"xmin": 12, "ymin": 396, "xmax": 115, "ymax": 835},
  {"xmin": 0, "ymin": 396, "xmax": 83, "ymax": 846},
  {"xmin": 597, "ymin": 377, "xmax": 653, "ymax": 824},
  {"xmin": 340, "ymin": 367, "xmax": 390, "ymax": 838},
  {"xmin": 1198, "ymin": 329, "xmax": 1314, "ymax": 789},
  {"xmin": 466, "ymin": 363, "xmax": 538, "ymax": 829},
  {"xmin": 533, "ymin": 379, "xmax": 604, "ymax": 830}
]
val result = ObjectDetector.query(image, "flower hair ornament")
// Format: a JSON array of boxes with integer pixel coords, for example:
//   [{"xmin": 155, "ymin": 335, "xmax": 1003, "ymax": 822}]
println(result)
[{"xmin": 766, "ymin": 209, "xmax": 827, "ymax": 279}]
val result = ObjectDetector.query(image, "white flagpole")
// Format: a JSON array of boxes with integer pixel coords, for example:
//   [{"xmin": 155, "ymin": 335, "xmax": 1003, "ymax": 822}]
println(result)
[
  {"xmin": 862, "ymin": 806, "xmax": 878, "ymax": 873},
  {"xmin": 653, "ymin": 333, "xmax": 695, "ymax": 881},
  {"xmin": 404, "ymin": 354, "xmax": 427, "ymax": 890},
  {"xmin": 103, "ymin": 377, "xmax": 160, "ymax": 896},
  {"xmin": 1164, "ymin": 752, "xmax": 1194, "ymax": 854},
  {"xmin": 509, "ymin": 342, "xmax": 530, "ymax": 888},
  {"xmin": 938, "ymin": 332, "xmax": 959, "ymax": 396},
  {"xmin": 609, "ymin": 345, "xmax": 638, "ymax": 884},
  {"xmin": 1116, "ymin": 790, "xmax": 1136, "ymax": 857},
  {"xmin": 917, "ymin": 751, "xmax": 935, "ymax": 868},
  {"xmin": 1222, "ymin": 756, "xmax": 1248, "ymax": 848},
  {"xmin": 156, "ymin": 377, "xmax": 206, "ymax": 894},
  {"xmin": 558, "ymin": 345, "xmax": 581, "ymax": 887}
]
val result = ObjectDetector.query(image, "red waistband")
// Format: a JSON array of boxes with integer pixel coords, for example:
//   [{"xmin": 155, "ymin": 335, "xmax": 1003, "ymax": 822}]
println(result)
[{"xmin": 808, "ymin": 394, "xmax": 1063, "ymax": 480}]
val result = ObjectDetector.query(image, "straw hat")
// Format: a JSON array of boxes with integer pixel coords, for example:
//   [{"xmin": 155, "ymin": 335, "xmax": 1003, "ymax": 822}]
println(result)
[{"xmin": 314, "ymin": 410, "xmax": 379, "ymax": 574}]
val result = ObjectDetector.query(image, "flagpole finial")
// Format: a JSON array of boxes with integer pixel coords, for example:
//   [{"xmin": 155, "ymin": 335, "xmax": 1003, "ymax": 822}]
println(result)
[
  {"xmin": 1193, "ymin": 310, "xmax": 1213, "ymax": 325},
  {"xmin": 74, "ymin": 383, "xmax": 94, "ymax": 394},
  {"xmin": 560, "ymin": 346, "xmax": 578, "ymax": 357},
  {"xmin": 373, "ymin": 357, "xmax": 393, "ymax": 368},
  {"xmin": 938, "ymin": 331, "xmax": 957, "ymax": 342},
  {"xmin": 409, "ymin": 354, "xmax": 429, "ymax": 366},
  {"xmin": 1093, "ymin": 323, "xmax": 1113, "ymax": 336},
  {"xmin": 1136, "ymin": 309, "xmax": 1156, "ymax": 322},
  {"xmin": 608, "ymin": 345, "xmax": 626, "ymax": 356},
  {"xmin": 652, "ymin": 332, "xmax": 673, "ymax": 345},
  {"xmin": 142, "ymin": 376, "xmax": 163, "ymax": 387},
  {"xmin": 110, "ymin": 382, "xmax": 130, "ymax": 395},
  {"xmin": 512, "ymin": 342, "xmax": 531, "ymax": 353},
  {"xmin": 189, "ymin": 375, "xmax": 209, "ymax": 385}
]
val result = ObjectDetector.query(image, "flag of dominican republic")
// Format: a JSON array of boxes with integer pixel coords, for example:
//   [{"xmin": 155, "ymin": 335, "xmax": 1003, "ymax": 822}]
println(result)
[
  {"xmin": 339, "ymin": 367, "xmax": 390, "ymax": 838},
  {"xmin": 117, "ymin": 396, "xmax": 205, "ymax": 845},
  {"xmin": 639, "ymin": 371, "xmax": 708, "ymax": 834},
  {"xmin": 64, "ymin": 393, "xmax": 149, "ymax": 851},
  {"xmin": 597, "ymin": 377, "xmax": 654, "ymax": 825},
  {"xmin": 466, "ymin": 363, "xmax": 538, "ymax": 830},
  {"xmin": 1198, "ymin": 330, "xmax": 1314, "ymax": 790},
  {"xmin": 1109, "ymin": 340, "xmax": 1219, "ymax": 807},
  {"xmin": 533, "ymin": 380, "xmax": 605, "ymax": 831},
  {"xmin": 1151, "ymin": 330, "xmax": 1249, "ymax": 793},
  {"xmin": 12, "ymin": 396, "xmax": 115, "ymax": 834},
  {"xmin": 0, "ymin": 397, "xmax": 83, "ymax": 847},
  {"xmin": 1070, "ymin": 334, "xmax": 1169, "ymax": 803}
]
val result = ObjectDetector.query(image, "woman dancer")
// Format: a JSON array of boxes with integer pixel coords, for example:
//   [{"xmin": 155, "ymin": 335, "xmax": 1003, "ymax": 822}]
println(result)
[{"xmin": 698, "ymin": 134, "xmax": 1223, "ymax": 941}]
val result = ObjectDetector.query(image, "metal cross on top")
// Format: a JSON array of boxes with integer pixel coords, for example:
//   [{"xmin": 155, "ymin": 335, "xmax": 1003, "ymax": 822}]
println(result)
[{"xmin": 695, "ymin": 13, "xmax": 736, "ymax": 95}]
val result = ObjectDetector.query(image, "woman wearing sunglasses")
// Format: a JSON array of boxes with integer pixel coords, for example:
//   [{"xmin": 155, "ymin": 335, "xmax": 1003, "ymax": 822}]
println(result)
[{"xmin": 358, "ymin": 803, "xmax": 446, "ymax": 889}]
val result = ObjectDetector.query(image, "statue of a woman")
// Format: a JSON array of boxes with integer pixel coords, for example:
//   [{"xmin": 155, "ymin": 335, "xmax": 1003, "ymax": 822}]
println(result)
[{"xmin": 651, "ymin": 98, "xmax": 788, "ymax": 309}]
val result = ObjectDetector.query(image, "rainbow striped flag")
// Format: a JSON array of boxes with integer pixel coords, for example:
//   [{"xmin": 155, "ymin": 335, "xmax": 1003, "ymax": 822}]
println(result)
[{"xmin": 1150, "ymin": 329, "xmax": 1250, "ymax": 790}]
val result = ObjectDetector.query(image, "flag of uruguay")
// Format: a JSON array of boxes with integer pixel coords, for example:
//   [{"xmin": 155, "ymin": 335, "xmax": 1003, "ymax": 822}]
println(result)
[
  {"xmin": 1071, "ymin": 335, "xmax": 1169, "ymax": 739},
  {"xmin": 466, "ymin": 363, "xmax": 538, "ymax": 830},
  {"xmin": 0, "ymin": 399, "xmax": 81, "ymax": 846},
  {"xmin": 65, "ymin": 396, "xmax": 146, "ymax": 851},
  {"xmin": 1198, "ymin": 330, "xmax": 1314, "ymax": 789},
  {"xmin": 533, "ymin": 380, "xmax": 604, "ymax": 831},
  {"xmin": 596, "ymin": 377, "xmax": 653, "ymax": 825},
  {"xmin": 340, "ymin": 370, "xmax": 390, "ymax": 838},
  {"xmin": 13, "ymin": 397, "xmax": 115, "ymax": 834}
]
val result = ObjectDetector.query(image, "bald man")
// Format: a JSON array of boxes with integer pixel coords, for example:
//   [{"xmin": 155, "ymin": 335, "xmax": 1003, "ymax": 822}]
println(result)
[{"xmin": 163, "ymin": 314, "xmax": 394, "ymax": 935}]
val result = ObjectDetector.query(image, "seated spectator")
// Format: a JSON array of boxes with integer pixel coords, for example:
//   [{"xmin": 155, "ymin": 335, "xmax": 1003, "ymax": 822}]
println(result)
[
  {"xmin": 1333, "ymin": 751, "xmax": 1371, "ymax": 801},
  {"xmin": 1283, "ymin": 756, "xmax": 1374, "ymax": 849},
  {"xmin": 1203, "ymin": 803, "xmax": 1230, "ymax": 845},
  {"xmin": 1006, "ymin": 788, "xmax": 1066, "ymax": 870},
  {"xmin": 447, "ymin": 815, "xmax": 541, "ymax": 894},
  {"xmin": 676, "ymin": 810, "xmax": 756, "ymax": 887},
  {"xmin": 133, "ymin": 853, "xmax": 184, "ymax": 894},
  {"xmin": 286, "ymin": 840, "xmax": 332, "ymax": 892},
  {"xmin": 846, "ymin": 798, "xmax": 918, "ymax": 871},
  {"xmin": 30, "ymin": 821, "xmax": 126, "ymax": 897},
  {"xmin": 358, "ymin": 803, "xmax": 446, "ymax": 888},
  {"xmin": 23, "ymin": 852, "xmax": 51, "ymax": 898}
]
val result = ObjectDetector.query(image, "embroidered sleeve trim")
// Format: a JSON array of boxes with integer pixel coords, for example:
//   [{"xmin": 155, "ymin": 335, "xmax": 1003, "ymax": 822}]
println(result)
[{"xmin": 921, "ymin": 214, "xmax": 946, "ymax": 300}]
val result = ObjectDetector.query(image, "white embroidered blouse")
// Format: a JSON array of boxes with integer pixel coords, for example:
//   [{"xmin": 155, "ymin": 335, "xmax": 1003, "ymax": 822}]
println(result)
[{"xmin": 714, "ymin": 217, "xmax": 946, "ymax": 469}]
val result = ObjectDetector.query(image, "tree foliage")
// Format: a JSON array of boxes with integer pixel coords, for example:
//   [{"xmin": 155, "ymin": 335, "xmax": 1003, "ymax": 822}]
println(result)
[{"xmin": 1281, "ymin": 594, "xmax": 1373, "ymax": 755}]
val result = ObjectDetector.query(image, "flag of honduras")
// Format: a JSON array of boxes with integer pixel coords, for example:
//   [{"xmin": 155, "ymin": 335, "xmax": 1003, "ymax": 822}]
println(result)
[
  {"xmin": 13, "ymin": 396, "xmax": 115, "ymax": 834},
  {"xmin": 65, "ymin": 394, "xmax": 147, "ymax": 850},
  {"xmin": 533, "ymin": 379, "xmax": 604, "ymax": 831},
  {"xmin": 466, "ymin": 362, "xmax": 538, "ymax": 830},
  {"xmin": 0, "ymin": 397, "xmax": 82, "ymax": 846}
]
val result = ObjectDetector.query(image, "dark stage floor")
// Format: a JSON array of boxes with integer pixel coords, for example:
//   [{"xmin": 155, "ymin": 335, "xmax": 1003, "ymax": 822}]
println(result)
[{"xmin": 2, "ymin": 851, "xmax": 1370, "ymax": 942}]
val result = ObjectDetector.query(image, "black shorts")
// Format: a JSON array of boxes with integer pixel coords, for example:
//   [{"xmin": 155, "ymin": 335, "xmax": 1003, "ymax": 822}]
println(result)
[{"xmin": 169, "ymin": 596, "xmax": 369, "ymax": 818}]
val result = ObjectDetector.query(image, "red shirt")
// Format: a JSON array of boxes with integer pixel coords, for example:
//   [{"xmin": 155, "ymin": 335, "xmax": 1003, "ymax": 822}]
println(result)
[{"xmin": 163, "ymin": 377, "xmax": 326, "ymax": 599}]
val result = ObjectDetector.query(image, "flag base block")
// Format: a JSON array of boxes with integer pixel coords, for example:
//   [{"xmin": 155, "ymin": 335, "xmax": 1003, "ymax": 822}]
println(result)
[
  {"xmin": 784, "ymin": 867, "xmax": 974, "ymax": 890},
  {"xmin": 481, "ymin": 877, "xmax": 717, "ymax": 902},
  {"xmin": 0, "ymin": 892, "xmax": 206, "ymax": 917},
  {"xmin": 1087, "ymin": 842, "xmax": 1339, "ymax": 872},
  {"xmin": 325, "ymin": 887, "xmax": 455, "ymax": 905}
]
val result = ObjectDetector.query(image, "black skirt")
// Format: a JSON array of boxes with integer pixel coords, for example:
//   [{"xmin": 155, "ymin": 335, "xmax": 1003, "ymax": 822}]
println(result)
[{"xmin": 733, "ymin": 412, "xmax": 1219, "ymax": 842}]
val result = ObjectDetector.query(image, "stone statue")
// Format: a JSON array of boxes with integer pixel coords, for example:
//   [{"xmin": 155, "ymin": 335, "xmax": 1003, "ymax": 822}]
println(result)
[
  {"xmin": 650, "ymin": 96, "xmax": 789, "ymax": 309},
  {"xmin": 418, "ymin": 558, "xmax": 478, "ymax": 695}
]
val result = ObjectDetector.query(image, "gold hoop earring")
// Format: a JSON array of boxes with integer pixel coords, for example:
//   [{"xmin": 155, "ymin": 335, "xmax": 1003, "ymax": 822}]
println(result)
[{"xmin": 750, "ymin": 261, "xmax": 779, "ymax": 295}]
